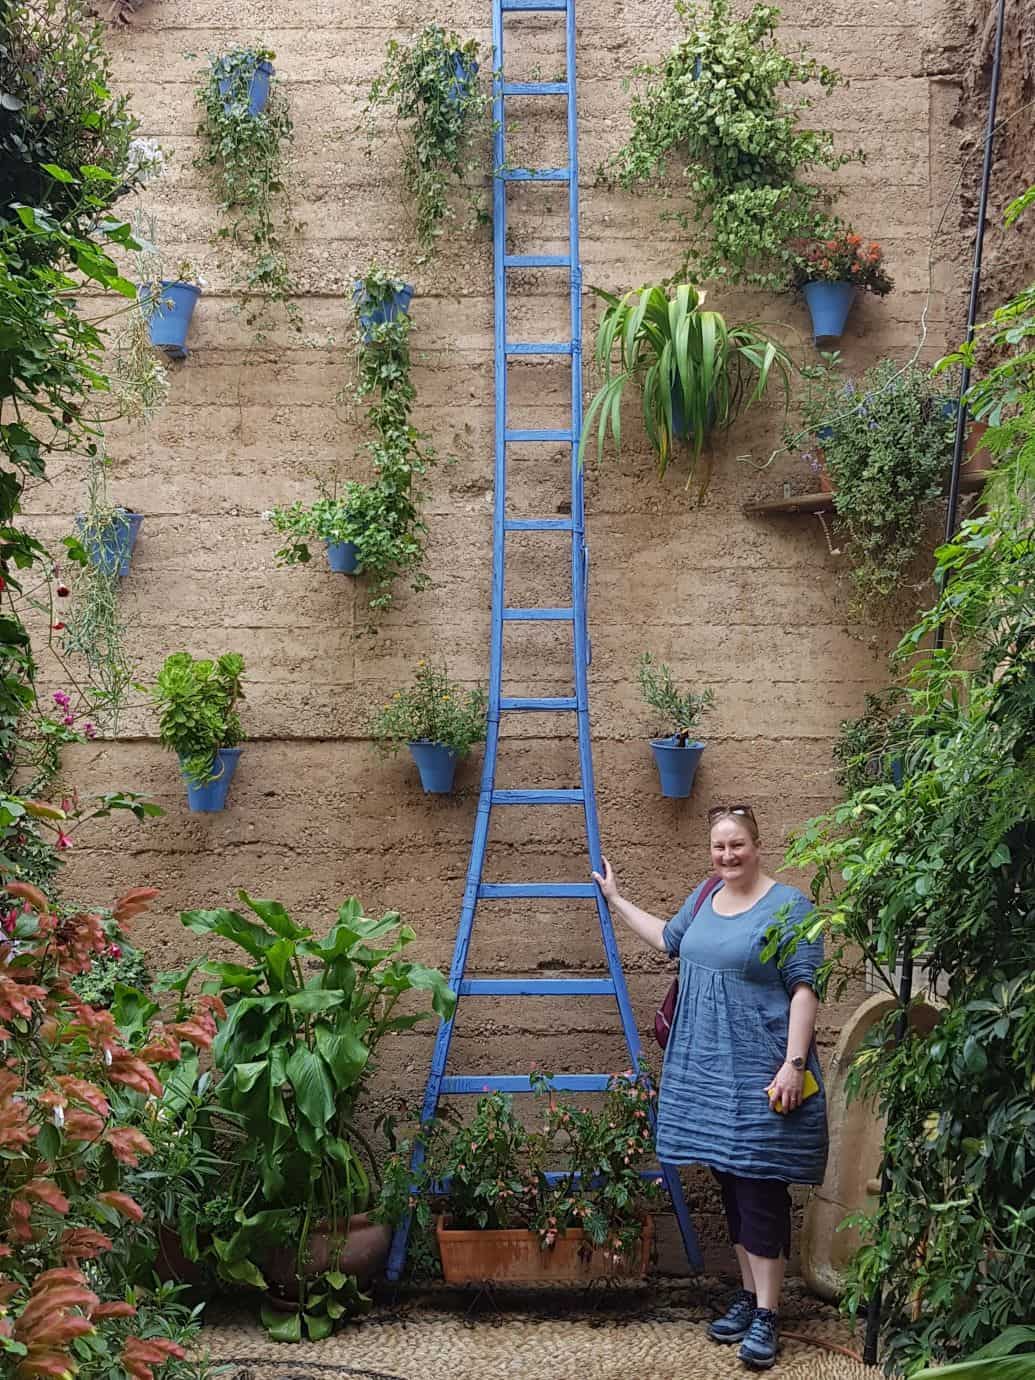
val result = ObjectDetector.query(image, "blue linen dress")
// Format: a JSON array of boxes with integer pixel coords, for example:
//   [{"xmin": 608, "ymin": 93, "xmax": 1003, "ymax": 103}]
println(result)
[{"xmin": 656, "ymin": 880, "xmax": 829, "ymax": 1184}]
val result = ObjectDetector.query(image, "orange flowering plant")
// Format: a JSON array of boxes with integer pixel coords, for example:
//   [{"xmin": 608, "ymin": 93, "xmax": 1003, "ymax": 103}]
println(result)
[
  {"xmin": 0, "ymin": 881, "xmax": 222, "ymax": 1380},
  {"xmin": 791, "ymin": 226, "xmax": 894, "ymax": 296}
]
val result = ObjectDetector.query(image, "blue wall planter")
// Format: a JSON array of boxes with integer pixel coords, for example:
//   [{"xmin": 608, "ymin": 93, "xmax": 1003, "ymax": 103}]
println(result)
[
  {"xmin": 182, "ymin": 747, "xmax": 242, "ymax": 813},
  {"xmin": 76, "ymin": 510, "xmax": 143, "ymax": 577},
  {"xmin": 803, "ymin": 281, "xmax": 856, "ymax": 343},
  {"xmin": 650, "ymin": 737, "xmax": 705, "ymax": 799},
  {"xmin": 353, "ymin": 281, "xmax": 414, "ymax": 342},
  {"xmin": 325, "ymin": 540, "xmax": 359, "ymax": 574},
  {"xmin": 141, "ymin": 281, "xmax": 201, "ymax": 359},
  {"xmin": 218, "ymin": 58, "xmax": 274, "ymax": 116},
  {"xmin": 446, "ymin": 51, "xmax": 478, "ymax": 105},
  {"xmin": 408, "ymin": 740, "xmax": 458, "ymax": 794}
]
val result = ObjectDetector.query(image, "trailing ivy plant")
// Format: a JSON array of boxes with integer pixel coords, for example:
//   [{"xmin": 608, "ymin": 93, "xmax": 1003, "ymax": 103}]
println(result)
[
  {"xmin": 791, "ymin": 358, "xmax": 954, "ymax": 610},
  {"xmin": 780, "ymin": 250, "xmax": 1035, "ymax": 1371},
  {"xmin": 600, "ymin": 0, "xmax": 863, "ymax": 289},
  {"xmin": 195, "ymin": 47, "xmax": 298, "ymax": 331},
  {"xmin": 363, "ymin": 25, "xmax": 487, "ymax": 257}
]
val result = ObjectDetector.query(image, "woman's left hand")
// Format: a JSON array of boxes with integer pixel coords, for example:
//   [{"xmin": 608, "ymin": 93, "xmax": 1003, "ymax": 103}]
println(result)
[{"xmin": 767, "ymin": 1061, "xmax": 805, "ymax": 1113}]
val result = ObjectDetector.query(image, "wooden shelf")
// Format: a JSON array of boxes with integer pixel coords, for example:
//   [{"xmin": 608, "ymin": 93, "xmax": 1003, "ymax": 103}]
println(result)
[{"xmin": 744, "ymin": 470, "xmax": 992, "ymax": 518}]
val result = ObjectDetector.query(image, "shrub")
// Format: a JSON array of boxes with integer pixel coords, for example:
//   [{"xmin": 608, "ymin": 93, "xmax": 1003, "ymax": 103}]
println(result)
[
  {"xmin": 152, "ymin": 652, "xmax": 245, "ymax": 786},
  {"xmin": 369, "ymin": 661, "xmax": 487, "ymax": 759}
]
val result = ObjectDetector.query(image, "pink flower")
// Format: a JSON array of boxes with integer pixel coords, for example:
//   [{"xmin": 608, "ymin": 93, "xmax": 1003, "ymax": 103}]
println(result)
[
  {"xmin": 107, "ymin": 944, "xmax": 122, "ymax": 959},
  {"xmin": 53, "ymin": 691, "xmax": 70, "ymax": 708},
  {"xmin": 62, "ymin": 715, "xmax": 74, "ymax": 727},
  {"xmin": 84, "ymin": 723, "xmax": 96, "ymax": 739},
  {"xmin": 56, "ymin": 832, "xmax": 73, "ymax": 850}
]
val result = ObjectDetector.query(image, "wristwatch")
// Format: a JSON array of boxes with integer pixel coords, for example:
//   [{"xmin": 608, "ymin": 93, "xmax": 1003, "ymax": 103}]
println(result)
[{"xmin": 788, "ymin": 1055, "xmax": 806, "ymax": 1070}]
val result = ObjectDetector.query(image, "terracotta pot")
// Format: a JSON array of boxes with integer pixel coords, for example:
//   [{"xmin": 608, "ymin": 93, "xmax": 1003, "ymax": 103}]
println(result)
[
  {"xmin": 813, "ymin": 447, "xmax": 834, "ymax": 494},
  {"xmin": 435, "ymin": 1214, "xmax": 654, "ymax": 1284},
  {"xmin": 155, "ymin": 1224, "xmax": 209, "ymax": 1288},
  {"xmin": 263, "ymin": 1213, "xmax": 391, "ymax": 1299}
]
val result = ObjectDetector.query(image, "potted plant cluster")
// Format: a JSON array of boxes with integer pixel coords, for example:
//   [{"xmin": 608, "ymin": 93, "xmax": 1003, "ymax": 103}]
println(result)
[
  {"xmin": 138, "ymin": 260, "xmax": 206, "ymax": 359},
  {"xmin": 789, "ymin": 359, "xmax": 953, "ymax": 608},
  {"xmin": 363, "ymin": 25, "xmax": 487, "ymax": 256},
  {"xmin": 173, "ymin": 891, "xmax": 455, "ymax": 1339},
  {"xmin": 265, "ymin": 490, "xmax": 361, "ymax": 573},
  {"xmin": 151, "ymin": 652, "xmax": 246, "ymax": 812},
  {"xmin": 792, "ymin": 226, "xmax": 894, "ymax": 343},
  {"xmin": 637, "ymin": 652, "xmax": 715, "ymax": 798},
  {"xmin": 369, "ymin": 660, "xmax": 487, "ymax": 794},
  {"xmin": 377, "ymin": 1071, "xmax": 661, "ymax": 1283},
  {"xmin": 212, "ymin": 46, "xmax": 275, "ymax": 116},
  {"xmin": 580, "ymin": 283, "xmax": 791, "ymax": 498}
]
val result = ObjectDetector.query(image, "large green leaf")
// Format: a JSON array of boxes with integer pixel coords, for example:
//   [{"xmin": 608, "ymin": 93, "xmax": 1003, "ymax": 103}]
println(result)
[
  {"xmin": 314, "ymin": 1022, "xmax": 369, "ymax": 1088},
  {"xmin": 260, "ymin": 1304, "xmax": 301, "ymax": 1341},
  {"xmin": 286, "ymin": 1046, "xmax": 335, "ymax": 1131},
  {"xmin": 238, "ymin": 891, "xmax": 309, "ymax": 941},
  {"xmin": 914, "ymin": 1359, "xmax": 1035, "ymax": 1379},
  {"xmin": 286, "ymin": 989, "xmax": 347, "ymax": 1014},
  {"xmin": 181, "ymin": 907, "xmax": 277, "ymax": 960},
  {"xmin": 200, "ymin": 961, "xmax": 263, "ymax": 993}
]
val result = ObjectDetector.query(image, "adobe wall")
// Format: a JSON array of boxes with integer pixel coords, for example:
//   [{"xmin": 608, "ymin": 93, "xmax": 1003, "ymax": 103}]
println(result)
[{"xmin": 37, "ymin": 0, "xmax": 964, "ymax": 1269}]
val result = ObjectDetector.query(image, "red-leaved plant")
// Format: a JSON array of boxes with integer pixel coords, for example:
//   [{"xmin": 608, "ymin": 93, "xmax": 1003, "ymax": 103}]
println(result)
[
  {"xmin": 0, "ymin": 880, "xmax": 223, "ymax": 1379},
  {"xmin": 791, "ymin": 226, "xmax": 894, "ymax": 296}
]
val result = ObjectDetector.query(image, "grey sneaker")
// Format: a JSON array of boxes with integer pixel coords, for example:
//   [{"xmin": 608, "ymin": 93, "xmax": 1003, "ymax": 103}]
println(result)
[
  {"xmin": 738, "ymin": 1307, "xmax": 779, "ymax": 1369},
  {"xmin": 707, "ymin": 1288, "xmax": 757, "ymax": 1344}
]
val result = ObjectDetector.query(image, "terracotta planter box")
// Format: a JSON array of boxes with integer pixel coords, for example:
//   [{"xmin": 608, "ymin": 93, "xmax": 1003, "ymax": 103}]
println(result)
[{"xmin": 435, "ymin": 1215, "xmax": 653, "ymax": 1284}]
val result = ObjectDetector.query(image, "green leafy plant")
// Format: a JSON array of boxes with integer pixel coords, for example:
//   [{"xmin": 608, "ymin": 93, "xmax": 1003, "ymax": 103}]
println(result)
[
  {"xmin": 0, "ymin": 880, "xmax": 217, "ymax": 1380},
  {"xmin": 368, "ymin": 660, "xmax": 487, "ymax": 758},
  {"xmin": 68, "ymin": 913, "xmax": 150, "ymax": 1009},
  {"xmin": 914, "ymin": 1329, "xmax": 1035, "ymax": 1379},
  {"xmin": 580, "ymin": 282, "xmax": 791, "ymax": 496},
  {"xmin": 264, "ymin": 490, "xmax": 360, "ymax": 565},
  {"xmin": 195, "ymin": 46, "xmax": 297, "ymax": 330},
  {"xmin": 791, "ymin": 226, "xmax": 893, "ymax": 295},
  {"xmin": 637, "ymin": 652, "xmax": 714, "ymax": 744},
  {"xmin": 790, "ymin": 359, "xmax": 953, "ymax": 608},
  {"xmin": 173, "ymin": 892, "xmax": 455, "ymax": 1340},
  {"xmin": 377, "ymin": 1072, "xmax": 661, "ymax": 1268},
  {"xmin": 600, "ymin": 0, "xmax": 862, "ymax": 289},
  {"xmin": 363, "ymin": 26, "xmax": 487, "ymax": 256},
  {"xmin": 830, "ymin": 688, "xmax": 910, "ymax": 795},
  {"xmin": 151, "ymin": 653, "xmax": 245, "ymax": 786}
]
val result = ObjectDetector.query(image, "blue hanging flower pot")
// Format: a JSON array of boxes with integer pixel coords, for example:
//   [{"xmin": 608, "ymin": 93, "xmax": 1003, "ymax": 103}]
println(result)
[
  {"xmin": 76, "ymin": 510, "xmax": 143, "ymax": 577},
  {"xmin": 217, "ymin": 57, "xmax": 274, "ymax": 116},
  {"xmin": 181, "ymin": 747, "xmax": 242, "ymax": 813},
  {"xmin": 325, "ymin": 540, "xmax": 359, "ymax": 574},
  {"xmin": 353, "ymin": 280, "xmax": 414, "ymax": 343},
  {"xmin": 141, "ymin": 281, "xmax": 201, "ymax": 359},
  {"xmin": 408, "ymin": 740, "xmax": 458, "ymax": 794},
  {"xmin": 446, "ymin": 51, "xmax": 478, "ymax": 105},
  {"xmin": 649, "ymin": 737, "xmax": 705, "ymax": 799},
  {"xmin": 802, "ymin": 281, "xmax": 856, "ymax": 343}
]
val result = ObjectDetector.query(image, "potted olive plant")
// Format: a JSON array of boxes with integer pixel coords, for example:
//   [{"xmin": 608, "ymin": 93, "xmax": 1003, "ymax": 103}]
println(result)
[
  {"xmin": 377, "ymin": 1072, "xmax": 660, "ymax": 1283},
  {"xmin": 369, "ymin": 660, "xmax": 487, "ymax": 794},
  {"xmin": 638, "ymin": 652, "xmax": 715, "ymax": 799},
  {"xmin": 791, "ymin": 226, "xmax": 893, "ymax": 342},
  {"xmin": 580, "ymin": 283, "xmax": 791, "ymax": 498},
  {"xmin": 177, "ymin": 892, "xmax": 455, "ymax": 1340},
  {"xmin": 152, "ymin": 652, "xmax": 246, "ymax": 811}
]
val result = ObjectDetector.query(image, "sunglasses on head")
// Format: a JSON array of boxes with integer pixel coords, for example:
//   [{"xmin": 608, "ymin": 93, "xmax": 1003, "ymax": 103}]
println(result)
[{"xmin": 707, "ymin": 804, "xmax": 756, "ymax": 822}]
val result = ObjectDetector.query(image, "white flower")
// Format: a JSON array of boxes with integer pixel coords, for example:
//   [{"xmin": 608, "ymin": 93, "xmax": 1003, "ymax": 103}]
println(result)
[
  {"xmin": 103, "ymin": 1048, "xmax": 113, "ymax": 1067},
  {"xmin": 260, "ymin": 510, "xmax": 273, "ymax": 522},
  {"xmin": 126, "ymin": 137, "xmax": 166, "ymax": 186},
  {"xmin": 52, "ymin": 1105, "xmax": 65, "ymax": 1129}
]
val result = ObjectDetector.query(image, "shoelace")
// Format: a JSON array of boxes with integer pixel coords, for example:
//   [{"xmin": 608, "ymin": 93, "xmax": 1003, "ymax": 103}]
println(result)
[{"xmin": 746, "ymin": 1310, "xmax": 778, "ymax": 1345}]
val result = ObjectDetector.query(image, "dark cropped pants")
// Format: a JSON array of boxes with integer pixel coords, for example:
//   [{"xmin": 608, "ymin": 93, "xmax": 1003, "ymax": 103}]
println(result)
[{"xmin": 712, "ymin": 1170, "xmax": 792, "ymax": 1260}]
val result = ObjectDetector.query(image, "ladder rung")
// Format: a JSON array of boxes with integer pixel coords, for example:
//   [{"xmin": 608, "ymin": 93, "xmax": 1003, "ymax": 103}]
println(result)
[
  {"xmin": 478, "ymin": 882, "xmax": 597, "ymax": 898},
  {"xmin": 492, "ymin": 788, "xmax": 584, "ymax": 805},
  {"xmin": 459, "ymin": 979, "xmax": 615, "ymax": 996},
  {"xmin": 504, "ymin": 254, "xmax": 571, "ymax": 268},
  {"xmin": 501, "ymin": 0, "xmax": 567, "ymax": 9},
  {"xmin": 502, "ymin": 607, "xmax": 573, "ymax": 621},
  {"xmin": 441, "ymin": 1075, "xmax": 610, "ymax": 1095},
  {"xmin": 504, "ymin": 518, "xmax": 573, "ymax": 531},
  {"xmin": 502, "ymin": 81, "xmax": 568, "ymax": 96},
  {"xmin": 500, "ymin": 168, "xmax": 571, "ymax": 183},
  {"xmin": 505, "ymin": 342, "xmax": 573, "ymax": 356},
  {"xmin": 505, "ymin": 429, "xmax": 573, "ymax": 442},
  {"xmin": 500, "ymin": 696, "xmax": 577, "ymax": 710}
]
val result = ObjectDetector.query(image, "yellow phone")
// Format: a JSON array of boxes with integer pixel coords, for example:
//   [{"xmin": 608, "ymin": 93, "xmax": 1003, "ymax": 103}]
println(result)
[{"xmin": 769, "ymin": 1069, "xmax": 820, "ymax": 1114}]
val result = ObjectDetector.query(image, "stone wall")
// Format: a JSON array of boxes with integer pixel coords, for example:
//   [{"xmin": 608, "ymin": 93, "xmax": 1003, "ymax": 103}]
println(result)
[{"xmin": 36, "ymin": 0, "xmax": 960, "ymax": 1269}]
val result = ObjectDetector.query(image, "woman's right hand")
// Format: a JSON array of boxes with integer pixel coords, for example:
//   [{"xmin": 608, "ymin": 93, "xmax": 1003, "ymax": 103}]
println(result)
[{"xmin": 592, "ymin": 856, "xmax": 619, "ymax": 903}]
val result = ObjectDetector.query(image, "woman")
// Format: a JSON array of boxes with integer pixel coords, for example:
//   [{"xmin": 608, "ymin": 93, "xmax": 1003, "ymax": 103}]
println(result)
[{"xmin": 592, "ymin": 805, "xmax": 828, "ymax": 1372}]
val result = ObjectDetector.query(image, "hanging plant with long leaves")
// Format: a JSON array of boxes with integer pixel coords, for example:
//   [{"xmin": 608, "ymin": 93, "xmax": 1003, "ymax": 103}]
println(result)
[
  {"xmin": 363, "ymin": 26, "xmax": 488, "ymax": 257},
  {"xmin": 579, "ymin": 282, "xmax": 790, "ymax": 497},
  {"xmin": 195, "ymin": 47, "xmax": 298, "ymax": 332}
]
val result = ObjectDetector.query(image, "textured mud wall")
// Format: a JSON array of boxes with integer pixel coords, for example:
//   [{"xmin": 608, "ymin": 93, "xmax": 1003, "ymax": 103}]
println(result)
[{"xmin": 38, "ymin": 0, "xmax": 960, "ymax": 1270}]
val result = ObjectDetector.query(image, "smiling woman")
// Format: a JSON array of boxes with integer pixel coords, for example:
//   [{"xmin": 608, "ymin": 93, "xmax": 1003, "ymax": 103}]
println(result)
[{"xmin": 593, "ymin": 806, "xmax": 828, "ymax": 1372}]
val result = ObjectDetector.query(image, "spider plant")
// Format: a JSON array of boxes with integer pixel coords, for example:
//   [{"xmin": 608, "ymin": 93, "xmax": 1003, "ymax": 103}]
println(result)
[{"xmin": 579, "ymin": 283, "xmax": 791, "ymax": 496}]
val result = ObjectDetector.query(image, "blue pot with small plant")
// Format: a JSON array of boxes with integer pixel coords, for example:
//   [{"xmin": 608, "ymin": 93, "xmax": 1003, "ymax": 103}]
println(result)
[
  {"xmin": 215, "ymin": 50, "xmax": 275, "ymax": 116},
  {"xmin": 369, "ymin": 660, "xmax": 488, "ymax": 796},
  {"xmin": 638, "ymin": 652, "xmax": 715, "ymax": 799},
  {"xmin": 265, "ymin": 494, "xmax": 362, "ymax": 575},
  {"xmin": 152, "ymin": 652, "xmax": 246, "ymax": 813},
  {"xmin": 446, "ymin": 50, "xmax": 478, "ymax": 105},
  {"xmin": 792, "ymin": 228, "xmax": 894, "ymax": 343},
  {"xmin": 325, "ymin": 541, "xmax": 359, "ymax": 574},
  {"xmin": 76, "ymin": 509, "xmax": 143, "ymax": 577},
  {"xmin": 140, "ymin": 272, "xmax": 204, "ymax": 359},
  {"xmin": 352, "ymin": 273, "xmax": 414, "ymax": 343}
]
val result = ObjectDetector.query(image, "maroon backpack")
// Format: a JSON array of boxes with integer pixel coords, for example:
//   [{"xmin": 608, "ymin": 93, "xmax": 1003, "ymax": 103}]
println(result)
[{"xmin": 653, "ymin": 876, "xmax": 722, "ymax": 1049}]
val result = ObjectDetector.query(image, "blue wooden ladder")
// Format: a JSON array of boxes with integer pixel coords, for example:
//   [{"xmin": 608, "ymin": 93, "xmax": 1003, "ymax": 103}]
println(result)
[{"xmin": 386, "ymin": 0, "xmax": 703, "ymax": 1281}]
